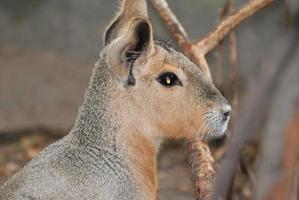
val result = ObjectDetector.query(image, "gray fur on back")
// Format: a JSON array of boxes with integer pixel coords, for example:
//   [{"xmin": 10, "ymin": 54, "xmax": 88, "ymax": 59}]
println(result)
[{"xmin": 0, "ymin": 47, "xmax": 143, "ymax": 200}]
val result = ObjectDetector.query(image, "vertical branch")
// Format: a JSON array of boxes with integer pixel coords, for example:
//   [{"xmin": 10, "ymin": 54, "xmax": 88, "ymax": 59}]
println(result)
[
  {"xmin": 226, "ymin": 1, "xmax": 239, "ymax": 136},
  {"xmin": 215, "ymin": 0, "xmax": 231, "ymax": 88},
  {"xmin": 216, "ymin": 0, "xmax": 239, "ymax": 105},
  {"xmin": 216, "ymin": 44, "xmax": 225, "ymax": 88},
  {"xmin": 284, "ymin": 0, "xmax": 292, "ymax": 28},
  {"xmin": 228, "ymin": 32, "xmax": 238, "ymax": 108},
  {"xmin": 186, "ymin": 139, "xmax": 216, "ymax": 200}
]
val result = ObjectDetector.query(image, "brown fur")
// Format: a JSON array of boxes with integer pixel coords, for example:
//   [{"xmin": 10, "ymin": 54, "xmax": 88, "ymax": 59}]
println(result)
[
  {"xmin": 0, "ymin": 1, "xmax": 230, "ymax": 199},
  {"xmin": 119, "ymin": 129, "xmax": 158, "ymax": 200}
]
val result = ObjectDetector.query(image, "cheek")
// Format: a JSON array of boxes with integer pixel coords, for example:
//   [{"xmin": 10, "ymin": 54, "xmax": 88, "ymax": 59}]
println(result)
[
  {"xmin": 175, "ymin": 97, "xmax": 211, "ymax": 137},
  {"xmin": 136, "ymin": 83, "xmax": 201, "ymax": 138},
  {"xmin": 154, "ymin": 96, "xmax": 197, "ymax": 138}
]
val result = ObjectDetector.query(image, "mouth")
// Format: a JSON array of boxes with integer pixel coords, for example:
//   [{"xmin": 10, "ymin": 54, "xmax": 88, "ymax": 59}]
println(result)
[
  {"xmin": 200, "ymin": 112, "xmax": 230, "ymax": 140},
  {"xmin": 210, "ymin": 119, "xmax": 229, "ymax": 138}
]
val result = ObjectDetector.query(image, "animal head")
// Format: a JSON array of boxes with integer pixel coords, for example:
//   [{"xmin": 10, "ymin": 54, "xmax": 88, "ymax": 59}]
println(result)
[{"xmin": 102, "ymin": 0, "xmax": 231, "ymax": 140}]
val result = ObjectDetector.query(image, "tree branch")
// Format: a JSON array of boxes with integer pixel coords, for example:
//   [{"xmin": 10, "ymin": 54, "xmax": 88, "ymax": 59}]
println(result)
[
  {"xmin": 151, "ymin": 0, "xmax": 212, "ymax": 78},
  {"xmin": 151, "ymin": 0, "xmax": 273, "ymax": 80},
  {"xmin": 195, "ymin": 0, "xmax": 274, "ymax": 55},
  {"xmin": 186, "ymin": 139, "xmax": 216, "ymax": 200},
  {"xmin": 151, "ymin": 0, "xmax": 188, "ymax": 47}
]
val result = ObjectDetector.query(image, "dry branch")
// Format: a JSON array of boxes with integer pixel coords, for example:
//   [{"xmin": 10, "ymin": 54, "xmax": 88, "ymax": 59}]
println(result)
[
  {"xmin": 151, "ymin": 0, "xmax": 274, "ymax": 199},
  {"xmin": 151, "ymin": 0, "xmax": 212, "ymax": 78},
  {"xmin": 215, "ymin": 0, "xmax": 232, "ymax": 87},
  {"xmin": 195, "ymin": 0, "xmax": 273, "ymax": 55},
  {"xmin": 228, "ymin": 32, "xmax": 238, "ymax": 106},
  {"xmin": 216, "ymin": 0, "xmax": 239, "ymax": 105},
  {"xmin": 151, "ymin": 0, "xmax": 188, "ymax": 47},
  {"xmin": 186, "ymin": 139, "xmax": 216, "ymax": 200},
  {"xmin": 152, "ymin": 0, "xmax": 273, "ymax": 81}
]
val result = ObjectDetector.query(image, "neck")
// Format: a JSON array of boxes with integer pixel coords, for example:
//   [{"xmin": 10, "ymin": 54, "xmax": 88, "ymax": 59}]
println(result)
[
  {"xmin": 118, "ymin": 126, "xmax": 159, "ymax": 200},
  {"xmin": 71, "ymin": 51, "xmax": 159, "ymax": 199}
]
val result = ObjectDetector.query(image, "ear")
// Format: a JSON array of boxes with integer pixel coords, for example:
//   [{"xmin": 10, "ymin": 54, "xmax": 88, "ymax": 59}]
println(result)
[
  {"xmin": 104, "ymin": 0, "xmax": 149, "ymax": 45},
  {"xmin": 107, "ymin": 18, "xmax": 154, "ymax": 85}
]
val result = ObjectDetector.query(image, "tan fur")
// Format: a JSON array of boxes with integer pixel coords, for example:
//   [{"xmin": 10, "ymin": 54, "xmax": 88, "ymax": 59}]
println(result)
[
  {"xmin": 0, "ymin": 1, "xmax": 231, "ymax": 199},
  {"xmin": 119, "ymin": 129, "xmax": 158, "ymax": 200}
]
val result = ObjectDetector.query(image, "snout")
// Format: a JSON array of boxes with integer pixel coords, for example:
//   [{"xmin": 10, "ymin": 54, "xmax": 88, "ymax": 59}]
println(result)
[
  {"xmin": 221, "ymin": 104, "xmax": 231, "ymax": 122},
  {"xmin": 202, "ymin": 103, "xmax": 231, "ymax": 140},
  {"xmin": 213, "ymin": 103, "xmax": 231, "ymax": 138}
]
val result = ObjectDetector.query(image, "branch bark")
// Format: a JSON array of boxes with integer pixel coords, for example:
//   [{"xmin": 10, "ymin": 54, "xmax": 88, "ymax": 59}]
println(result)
[
  {"xmin": 194, "ymin": 0, "xmax": 273, "ymax": 55},
  {"xmin": 186, "ymin": 139, "xmax": 216, "ymax": 200},
  {"xmin": 151, "ymin": 0, "xmax": 188, "ymax": 47},
  {"xmin": 151, "ymin": 0, "xmax": 212, "ymax": 79}
]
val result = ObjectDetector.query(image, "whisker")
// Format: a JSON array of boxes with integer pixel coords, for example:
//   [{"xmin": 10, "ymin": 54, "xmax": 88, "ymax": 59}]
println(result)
[
  {"xmin": 201, "ymin": 117, "xmax": 215, "ymax": 141},
  {"xmin": 203, "ymin": 116, "xmax": 218, "ymax": 141}
]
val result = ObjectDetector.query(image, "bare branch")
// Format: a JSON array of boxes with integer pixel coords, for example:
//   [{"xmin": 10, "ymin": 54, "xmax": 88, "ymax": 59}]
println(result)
[
  {"xmin": 195, "ymin": 0, "xmax": 274, "ymax": 55},
  {"xmin": 151, "ymin": 0, "xmax": 188, "ymax": 47},
  {"xmin": 152, "ymin": 0, "xmax": 273, "ymax": 80},
  {"xmin": 229, "ymin": 32, "xmax": 238, "ymax": 106},
  {"xmin": 186, "ymin": 139, "xmax": 216, "ymax": 200},
  {"xmin": 151, "ymin": 0, "xmax": 212, "ymax": 79},
  {"xmin": 215, "ymin": 45, "xmax": 225, "ymax": 87}
]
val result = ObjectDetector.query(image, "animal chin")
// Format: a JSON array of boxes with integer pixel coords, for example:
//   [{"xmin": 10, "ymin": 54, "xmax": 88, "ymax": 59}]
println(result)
[
  {"xmin": 202, "ymin": 118, "xmax": 229, "ymax": 140},
  {"xmin": 211, "ymin": 120, "xmax": 228, "ymax": 138}
]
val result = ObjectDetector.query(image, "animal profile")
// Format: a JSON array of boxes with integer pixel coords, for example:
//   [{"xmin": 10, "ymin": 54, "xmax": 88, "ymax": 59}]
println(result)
[{"xmin": 0, "ymin": 0, "xmax": 231, "ymax": 199}]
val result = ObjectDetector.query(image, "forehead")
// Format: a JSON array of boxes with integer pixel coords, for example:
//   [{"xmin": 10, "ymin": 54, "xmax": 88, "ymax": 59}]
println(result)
[{"xmin": 152, "ymin": 43, "xmax": 202, "ymax": 75}]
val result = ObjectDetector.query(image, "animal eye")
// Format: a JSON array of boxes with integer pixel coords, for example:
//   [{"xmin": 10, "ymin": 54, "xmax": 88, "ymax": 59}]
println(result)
[{"xmin": 157, "ymin": 72, "xmax": 182, "ymax": 88}]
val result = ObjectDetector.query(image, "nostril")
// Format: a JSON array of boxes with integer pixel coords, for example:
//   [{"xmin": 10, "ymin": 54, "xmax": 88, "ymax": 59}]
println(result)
[
  {"xmin": 222, "ymin": 105, "xmax": 231, "ymax": 121},
  {"xmin": 223, "ymin": 111, "xmax": 230, "ymax": 117}
]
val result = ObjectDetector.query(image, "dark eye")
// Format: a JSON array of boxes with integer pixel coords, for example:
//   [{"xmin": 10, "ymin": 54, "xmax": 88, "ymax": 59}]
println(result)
[{"xmin": 156, "ymin": 72, "xmax": 182, "ymax": 88}]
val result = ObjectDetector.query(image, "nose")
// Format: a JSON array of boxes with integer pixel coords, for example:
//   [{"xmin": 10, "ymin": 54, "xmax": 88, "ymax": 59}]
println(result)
[{"xmin": 221, "ymin": 105, "xmax": 231, "ymax": 122}]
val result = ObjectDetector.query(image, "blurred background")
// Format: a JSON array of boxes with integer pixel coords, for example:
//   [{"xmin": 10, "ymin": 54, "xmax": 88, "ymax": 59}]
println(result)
[{"xmin": 0, "ymin": 0, "xmax": 298, "ymax": 199}]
